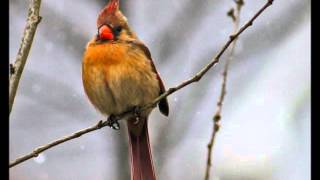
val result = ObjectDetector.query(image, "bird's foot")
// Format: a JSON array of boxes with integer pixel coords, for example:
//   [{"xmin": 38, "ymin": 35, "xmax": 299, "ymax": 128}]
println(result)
[
  {"xmin": 132, "ymin": 106, "xmax": 141, "ymax": 125},
  {"xmin": 107, "ymin": 114, "xmax": 120, "ymax": 130}
]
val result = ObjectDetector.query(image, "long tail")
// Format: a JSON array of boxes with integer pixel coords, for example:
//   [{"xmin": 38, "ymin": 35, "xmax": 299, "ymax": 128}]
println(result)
[{"xmin": 127, "ymin": 117, "xmax": 156, "ymax": 180}]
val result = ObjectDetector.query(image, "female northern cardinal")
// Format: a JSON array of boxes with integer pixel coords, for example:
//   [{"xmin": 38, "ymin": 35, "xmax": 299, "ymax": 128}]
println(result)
[{"xmin": 82, "ymin": 0, "xmax": 169, "ymax": 179}]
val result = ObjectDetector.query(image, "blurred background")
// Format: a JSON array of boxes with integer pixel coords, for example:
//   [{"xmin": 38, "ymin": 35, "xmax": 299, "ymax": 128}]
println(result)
[{"xmin": 9, "ymin": 0, "xmax": 310, "ymax": 179}]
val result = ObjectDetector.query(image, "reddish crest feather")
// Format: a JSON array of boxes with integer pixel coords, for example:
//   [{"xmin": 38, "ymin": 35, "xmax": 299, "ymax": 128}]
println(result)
[
  {"xmin": 97, "ymin": 0, "xmax": 119, "ymax": 27},
  {"xmin": 107, "ymin": 0, "xmax": 119, "ymax": 12}
]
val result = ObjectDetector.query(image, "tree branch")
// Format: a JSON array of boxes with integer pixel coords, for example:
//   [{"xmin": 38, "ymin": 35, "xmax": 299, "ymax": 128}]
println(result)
[
  {"xmin": 9, "ymin": 0, "xmax": 42, "ymax": 115},
  {"xmin": 9, "ymin": 0, "xmax": 273, "ymax": 168},
  {"xmin": 9, "ymin": 120, "xmax": 113, "ymax": 168},
  {"xmin": 204, "ymin": 0, "xmax": 245, "ymax": 179}
]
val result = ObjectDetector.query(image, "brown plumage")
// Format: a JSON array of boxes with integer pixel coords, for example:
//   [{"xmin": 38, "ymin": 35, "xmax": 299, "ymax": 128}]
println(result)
[{"xmin": 82, "ymin": 0, "xmax": 169, "ymax": 179}]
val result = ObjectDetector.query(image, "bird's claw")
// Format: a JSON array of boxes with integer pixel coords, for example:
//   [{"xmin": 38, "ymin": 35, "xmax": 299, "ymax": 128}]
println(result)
[
  {"xmin": 111, "ymin": 122, "xmax": 120, "ymax": 130},
  {"xmin": 107, "ymin": 114, "xmax": 120, "ymax": 130},
  {"xmin": 133, "ymin": 106, "xmax": 141, "ymax": 117},
  {"xmin": 133, "ymin": 106, "xmax": 141, "ymax": 125}
]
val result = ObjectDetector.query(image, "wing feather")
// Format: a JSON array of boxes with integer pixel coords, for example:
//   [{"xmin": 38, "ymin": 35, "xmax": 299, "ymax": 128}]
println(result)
[{"xmin": 128, "ymin": 40, "xmax": 169, "ymax": 116}]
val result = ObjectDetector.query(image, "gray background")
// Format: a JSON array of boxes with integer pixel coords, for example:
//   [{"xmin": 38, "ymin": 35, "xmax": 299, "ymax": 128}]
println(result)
[{"xmin": 10, "ymin": 0, "xmax": 310, "ymax": 179}]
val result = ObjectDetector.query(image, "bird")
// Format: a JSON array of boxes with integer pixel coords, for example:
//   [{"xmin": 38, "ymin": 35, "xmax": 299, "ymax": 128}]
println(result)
[{"xmin": 82, "ymin": 0, "xmax": 169, "ymax": 179}]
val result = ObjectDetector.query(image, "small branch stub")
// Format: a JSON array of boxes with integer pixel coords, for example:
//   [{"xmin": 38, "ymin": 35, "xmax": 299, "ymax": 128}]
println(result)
[
  {"xmin": 10, "ymin": 64, "xmax": 15, "ymax": 75},
  {"xmin": 229, "ymin": 34, "xmax": 236, "ymax": 40},
  {"xmin": 213, "ymin": 114, "xmax": 221, "ymax": 122},
  {"xmin": 235, "ymin": 0, "xmax": 245, "ymax": 9},
  {"xmin": 227, "ymin": 8, "xmax": 236, "ymax": 22}
]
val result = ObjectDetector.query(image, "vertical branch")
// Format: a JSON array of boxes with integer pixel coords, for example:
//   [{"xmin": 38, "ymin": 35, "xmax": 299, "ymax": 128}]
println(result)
[
  {"xmin": 9, "ymin": 0, "xmax": 42, "ymax": 115},
  {"xmin": 204, "ymin": 1, "xmax": 244, "ymax": 180}
]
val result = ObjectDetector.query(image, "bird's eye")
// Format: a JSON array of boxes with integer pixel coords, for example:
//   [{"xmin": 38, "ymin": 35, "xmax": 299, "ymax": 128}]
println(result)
[{"xmin": 114, "ymin": 26, "xmax": 122, "ymax": 33}]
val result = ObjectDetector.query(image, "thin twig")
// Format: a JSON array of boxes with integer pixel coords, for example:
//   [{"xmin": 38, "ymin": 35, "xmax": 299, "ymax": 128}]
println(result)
[
  {"xmin": 10, "ymin": 120, "xmax": 112, "ymax": 168},
  {"xmin": 9, "ymin": 0, "xmax": 42, "ymax": 115},
  {"xmin": 205, "ymin": 1, "xmax": 244, "ymax": 180},
  {"xmin": 9, "ymin": 0, "xmax": 273, "ymax": 168}
]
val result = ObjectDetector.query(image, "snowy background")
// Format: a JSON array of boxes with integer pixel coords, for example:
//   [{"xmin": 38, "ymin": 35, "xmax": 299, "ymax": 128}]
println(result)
[{"xmin": 10, "ymin": 0, "xmax": 310, "ymax": 179}]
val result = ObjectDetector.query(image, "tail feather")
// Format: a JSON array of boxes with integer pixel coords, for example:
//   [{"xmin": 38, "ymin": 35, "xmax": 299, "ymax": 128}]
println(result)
[{"xmin": 128, "ymin": 118, "xmax": 156, "ymax": 180}]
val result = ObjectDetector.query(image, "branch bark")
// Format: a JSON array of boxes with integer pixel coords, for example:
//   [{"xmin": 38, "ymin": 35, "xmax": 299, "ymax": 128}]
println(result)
[
  {"xmin": 9, "ymin": 0, "xmax": 42, "ymax": 115},
  {"xmin": 204, "ymin": 1, "xmax": 244, "ymax": 179},
  {"xmin": 9, "ymin": 0, "xmax": 274, "ymax": 168}
]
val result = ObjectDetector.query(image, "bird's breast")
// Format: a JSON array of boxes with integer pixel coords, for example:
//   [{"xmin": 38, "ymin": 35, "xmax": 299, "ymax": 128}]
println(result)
[{"xmin": 82, "ymin": 41, "xmax": 160, "ymax": 115}]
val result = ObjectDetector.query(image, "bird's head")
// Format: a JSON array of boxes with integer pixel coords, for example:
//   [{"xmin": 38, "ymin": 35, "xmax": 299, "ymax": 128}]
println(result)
[{"xmin": 96, "ymin": 0, "xmax": 136, "ymax": 42}]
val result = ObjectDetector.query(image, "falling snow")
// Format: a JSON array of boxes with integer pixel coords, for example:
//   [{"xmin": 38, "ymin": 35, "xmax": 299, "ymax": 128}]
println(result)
[{"xmin": 10, "ymin": 0, "xmax": 310, "ymax": 180}]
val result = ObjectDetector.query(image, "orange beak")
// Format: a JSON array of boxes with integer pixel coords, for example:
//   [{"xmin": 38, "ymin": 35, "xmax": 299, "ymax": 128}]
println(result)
[{"xmin": 99, "ymin": 25, "xmax": 114, "ymax": 40}]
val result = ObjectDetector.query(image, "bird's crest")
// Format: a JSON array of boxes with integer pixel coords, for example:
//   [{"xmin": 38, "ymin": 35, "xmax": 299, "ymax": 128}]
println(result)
[{"xmin": 97, "ymin": 0, "xmax": 120, "ymax": 27}]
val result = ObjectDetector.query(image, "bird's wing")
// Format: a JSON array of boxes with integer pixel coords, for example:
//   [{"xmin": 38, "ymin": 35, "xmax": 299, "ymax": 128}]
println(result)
[{"xmin": 129, "ymin": 40, "xmax": 169, "ymax": 116}]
